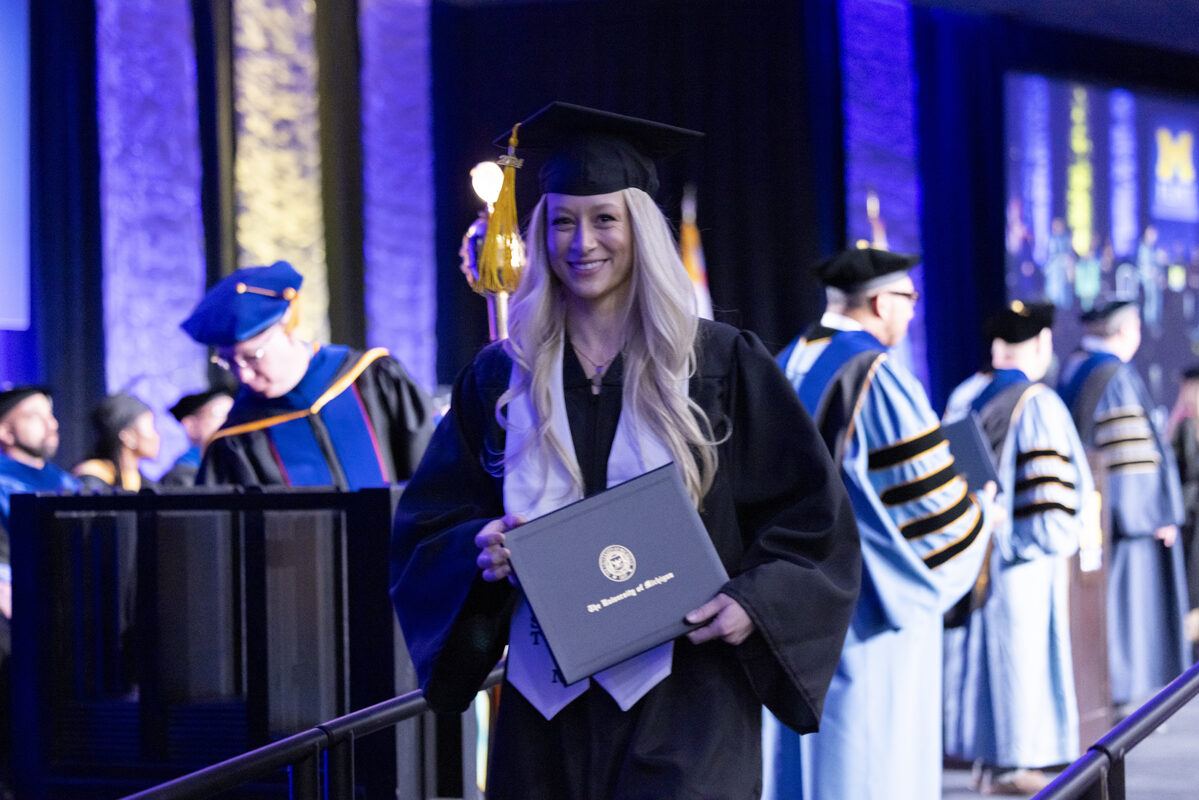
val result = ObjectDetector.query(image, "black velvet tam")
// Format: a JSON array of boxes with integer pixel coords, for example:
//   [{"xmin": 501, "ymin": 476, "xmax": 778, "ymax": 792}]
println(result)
[
  {"xmin": 815, "ymin": 247, "xmax": 921, "ymax": 292},
  {"xmin": 986, "ymin": 300, "xmax": 1055, "ymax": 344}
]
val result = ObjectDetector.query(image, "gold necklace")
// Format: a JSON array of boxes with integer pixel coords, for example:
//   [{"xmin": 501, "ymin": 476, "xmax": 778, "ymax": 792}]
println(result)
[{"xmin": 572, "ymin": 342, "xmax": 620, "ymax": 395}]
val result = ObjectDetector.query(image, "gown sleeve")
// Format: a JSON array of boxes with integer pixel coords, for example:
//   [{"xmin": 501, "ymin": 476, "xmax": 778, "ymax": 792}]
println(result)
[
  {"xmin": 1096, "ymin": 366, "xmax": 1184, "ymax": 536},
  {"xmin": 1002, "ymin": 388, "xmax": 1093, "ymax": 562},
  {"xmin": 357, "ymin": 355, "xmax": 437, "ymax": 482},
  {"xmin": 702, "ymin": 327, "xmax": 862, "ymax": 733},
  {"xmin": 388, "ymin": 344, "xmax": 516, "ymax": 712}
]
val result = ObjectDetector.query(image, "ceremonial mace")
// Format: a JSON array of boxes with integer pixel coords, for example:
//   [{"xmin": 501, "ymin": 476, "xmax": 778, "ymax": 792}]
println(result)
[{"xmin": 460, "ymin": 126, "xmax": 525, "ymax": 340}]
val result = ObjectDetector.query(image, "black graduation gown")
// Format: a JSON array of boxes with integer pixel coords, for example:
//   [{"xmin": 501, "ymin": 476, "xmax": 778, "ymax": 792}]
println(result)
[
  {"xmin": 198, "ymin": 345, "xmax": 435, "ymax": 488},
  {"xmin": 389, "ymin": 320, "xmax": 860, "ymax": 800}
]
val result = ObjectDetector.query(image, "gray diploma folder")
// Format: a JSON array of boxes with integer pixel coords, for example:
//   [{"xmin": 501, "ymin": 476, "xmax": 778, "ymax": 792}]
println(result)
[
  {"xmin": 942, "ymin": 412, "xmax": 1000, "ymax": 491},
  {"xmin": 505, "ymin": 463, "xmax": 729, "ymax": 685}
]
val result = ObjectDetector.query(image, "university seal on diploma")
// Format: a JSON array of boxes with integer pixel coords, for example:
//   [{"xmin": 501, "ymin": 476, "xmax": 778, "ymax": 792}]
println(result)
[
  {"xmin": 599, "ymin": 545, "xmax": 637, "ymax": 582},
  {"xmin": 506, "ymin": 464, "xmax": 729, "ymax": 684}
]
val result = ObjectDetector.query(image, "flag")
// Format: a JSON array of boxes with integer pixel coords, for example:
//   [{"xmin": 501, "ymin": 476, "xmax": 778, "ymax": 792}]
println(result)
[{"xmin": 680, "ymin": 183, "xmax": 714, "ymax": 320}]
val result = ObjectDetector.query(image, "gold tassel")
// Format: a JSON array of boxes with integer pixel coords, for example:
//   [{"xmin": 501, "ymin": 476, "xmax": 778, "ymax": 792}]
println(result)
[{"xmin": 477, "ymin": 124, "xmax": 526, "ymax": 295}]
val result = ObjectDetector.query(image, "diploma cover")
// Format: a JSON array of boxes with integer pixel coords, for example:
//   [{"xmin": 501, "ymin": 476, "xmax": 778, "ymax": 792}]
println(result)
[
  {"xmin": 942, "ymin": 412, "xmax": 1000, "ymax": 491},
  {"xmin": 505, "ymin": 463, "xmax": 729, "ymax": 685}
]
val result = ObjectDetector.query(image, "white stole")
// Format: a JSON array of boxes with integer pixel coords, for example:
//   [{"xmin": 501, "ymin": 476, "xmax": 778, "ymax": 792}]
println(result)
[{"xmin": 503, "ymin": 337, "xmax": 678, "ymax": 719}]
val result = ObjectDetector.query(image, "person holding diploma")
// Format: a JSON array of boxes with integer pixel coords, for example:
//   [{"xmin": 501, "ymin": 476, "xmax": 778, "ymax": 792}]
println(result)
[
  {"xmin": 941, "ymin": 302, "xmax": 1093, "ymax": 794},
  {"xmin": 389, "ymin": 102, "xmax": 861, "ymax": 799}
]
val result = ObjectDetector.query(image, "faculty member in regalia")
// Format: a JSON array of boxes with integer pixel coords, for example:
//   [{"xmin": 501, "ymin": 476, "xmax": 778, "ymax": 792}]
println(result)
[
  {"xmin": 769, "ymin": 248, "xmax": 997, "ymax": 800},
  {"xmin": 181, "ymin": 261, "xmax": 436, "ymax": 489},
  {"xmin": 389, "ymin": 102, "xmax": 861, "ymax": 799},
  {"xmin": 1059, "ymin": 298, "xmax": 1191, "ymax": 712},
  {"xmin": 942, "ymin": 302, "xmax": 1092, "ymax": 795}
]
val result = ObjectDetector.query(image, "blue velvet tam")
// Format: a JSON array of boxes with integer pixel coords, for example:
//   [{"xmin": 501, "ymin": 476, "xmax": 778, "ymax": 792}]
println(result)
[{"xmin": 181, "ymin": 261, "xmax": 302, "ymax": 346}]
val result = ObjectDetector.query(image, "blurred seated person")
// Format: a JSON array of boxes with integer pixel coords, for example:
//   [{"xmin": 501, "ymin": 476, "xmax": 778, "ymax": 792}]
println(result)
[
  {"xmin": 0, "ymin": 385, "xmax": 79, "ymax": 616},
  {"xmin": 160, "ymin": 386, "xmax": 234, "ymax": 487},
  {"xmin": 0, "ymin": 387, "xmax": 77, "ymax": 800},
  {"xmin": 73, "ymin": 392, "xmax": 161, "ymax": 491},
  {"xmin": 181, "ymin": 261, "xmax": 435, "ymax": 488}
]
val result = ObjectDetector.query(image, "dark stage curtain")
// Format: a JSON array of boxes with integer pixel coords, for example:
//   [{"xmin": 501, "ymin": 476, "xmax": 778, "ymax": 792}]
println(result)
[
  {"xmin": 316, "ymin": 0, "xmax": 368, "ymax": 348},
  {"xmin": 430, "ymin": 0, "xmax": 840, "ymax": 384},
  {"xmin": 913, "ymin": 7, "xmax": 1199, "ymax": 411},
  {"xmin": 28, "ymin": 0, "xmax": 106, "ymax": 468},
  {"xmin": 192, "ymin": 0, "xmax": 237, "ymax": 288}
]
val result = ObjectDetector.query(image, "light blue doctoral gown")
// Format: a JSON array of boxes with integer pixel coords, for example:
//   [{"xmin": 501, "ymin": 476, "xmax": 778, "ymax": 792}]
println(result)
[
  {"xmin": 1059, "ymin": 346, "xmax": 1190, "ymax": 705},
  {"xmin": 941, "ymin": 371, "xmax": 1092, "ymax": 768},
  {"xmin": 765, "ymin": 323, "xmax": 992, "ymax": 800}
]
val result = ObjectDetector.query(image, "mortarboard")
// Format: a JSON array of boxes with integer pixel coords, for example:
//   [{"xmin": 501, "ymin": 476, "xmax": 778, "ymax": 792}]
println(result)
[
  {"xmin": 494, "ymin": 102, "xmax": 702, "ymax": 197},
  {"xmin": 169, "ymin": 386, "xmax": 235, "ymax": 422},
  {"xmin": 1183, "ymin": 364, "xmax": 1199, "ymax": 381},
  {"xmin": 986, "ymin": 300, "xmax": 1055, "ymax": 344},
  {"xmin": 816, "ymin": 248, "xmax": 921, "ymax": 293},
  {"xmin": 0, "ymin": 385, "xmax": 52, "ymax": 423},
  {"xmin": 1079, "ymin": 297, "xmax": 1137, "ymax": 325},
  {"xmin": 181, "ymin": 261, "xmax": 302, "ymax": 347}
]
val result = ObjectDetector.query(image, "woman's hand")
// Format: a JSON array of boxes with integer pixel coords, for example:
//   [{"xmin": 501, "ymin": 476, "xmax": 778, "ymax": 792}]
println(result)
[
  {"xmin": 685, "ymin": 592, "xmax": 755, "ymax": 645},
  {"xmin": 475, "ymin": 513, "xmax": 524, "ymax": 583}
]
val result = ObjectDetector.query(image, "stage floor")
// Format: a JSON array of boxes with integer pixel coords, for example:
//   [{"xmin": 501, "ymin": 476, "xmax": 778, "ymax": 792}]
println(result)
[{"xmin": 942, "ymin": 692, "xmax": 1199, "ymax": 798}]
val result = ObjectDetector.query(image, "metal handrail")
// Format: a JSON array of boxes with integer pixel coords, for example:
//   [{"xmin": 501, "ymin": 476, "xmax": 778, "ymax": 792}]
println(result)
[
  {"xmin": 1035, "ymin": 660, "xmax": 1199, "ymax": 800},
  {"xmin": 121, "ymin": 663, "xmax": 506, "ymax": 800}
]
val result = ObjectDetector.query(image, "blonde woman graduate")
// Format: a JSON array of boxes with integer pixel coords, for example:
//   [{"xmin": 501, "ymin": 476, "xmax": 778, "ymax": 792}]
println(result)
[{"xmin": 389, "ymin": 103, "xmax": 860, "ymax": 800}]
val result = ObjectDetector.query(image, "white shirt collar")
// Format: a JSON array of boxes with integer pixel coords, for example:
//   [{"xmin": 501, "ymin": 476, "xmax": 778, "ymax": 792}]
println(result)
[{"xmin": 820, "ymin": 311, "xmax": 863, "ymax": 332}]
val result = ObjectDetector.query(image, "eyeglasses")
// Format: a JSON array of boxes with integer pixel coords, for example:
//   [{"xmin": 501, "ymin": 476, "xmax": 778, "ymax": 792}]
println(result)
[
  {"xmin": 880, "ymin": 289, "xmax": 920, "ymax": 304},
  {"xmin": 211, "ymin": 326, "xmax": 279, "ymax": 372}
]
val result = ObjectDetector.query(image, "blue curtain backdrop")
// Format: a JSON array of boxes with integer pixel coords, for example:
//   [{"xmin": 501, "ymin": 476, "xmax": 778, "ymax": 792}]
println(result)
[{"xmin": 913, "ymin": 7, "xmax": 1199, "ymax": 411}]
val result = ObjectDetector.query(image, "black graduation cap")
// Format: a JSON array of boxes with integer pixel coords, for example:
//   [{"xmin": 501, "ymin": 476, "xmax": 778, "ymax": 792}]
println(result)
[
  {"xmin": 494, "ymin": 102, "xmax": 702, "ymax": 197},
  {"xmin": 1182, "ymin": 364, "xmax": 1199, "ymax": 381},
  {"xmin": 169, "ymin": 386, "xmax": 234, "ymax": 422},
  {"xmin": 0, "ymin": 385, "xmax": 51, "ymax": 423},
  {"xmin": 985, "ymin": 300, "xmax": 1055, "ymax": 344},
  {"xmin": 815, "ymin": 248, "xmax": 921, "ymax": 292},
  {"xmin": 1079, "ymin": 297, "xmax": 1136, "ymax": 325}
]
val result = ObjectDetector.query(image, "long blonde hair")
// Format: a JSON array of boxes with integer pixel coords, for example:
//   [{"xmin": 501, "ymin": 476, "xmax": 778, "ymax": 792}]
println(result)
[{"xmin": 499, "ymin": 188, "xmax": 718, "ymax": 507}]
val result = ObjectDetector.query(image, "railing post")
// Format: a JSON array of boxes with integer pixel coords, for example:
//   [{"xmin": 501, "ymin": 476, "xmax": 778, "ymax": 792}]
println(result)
[
  {"xmin": 1105, "ymin": 755, "xmax": 1125, "ymax": 800},
  {"xmin": 325, "ymin": 736, "xmax": 355, "ymax": 800},
  {"xmin": 289, "ymin": 746, "xmax": 322, "ymax": 800}
]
